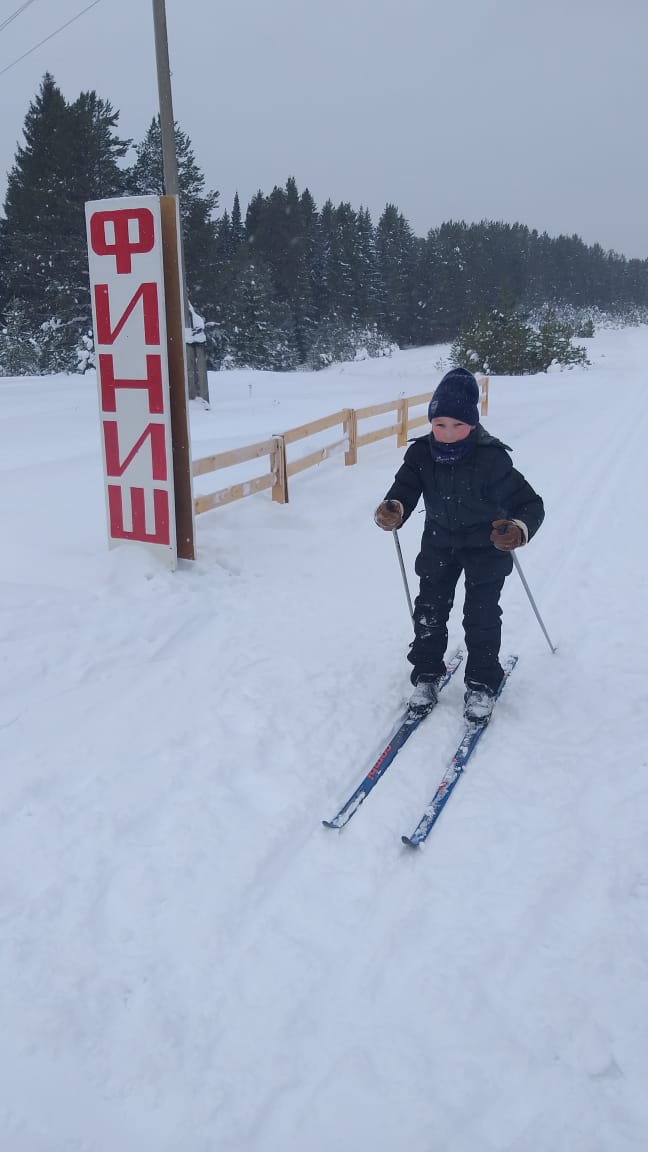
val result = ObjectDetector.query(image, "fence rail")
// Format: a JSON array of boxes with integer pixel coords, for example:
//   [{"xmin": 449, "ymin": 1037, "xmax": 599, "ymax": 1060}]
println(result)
[{"xmin": 192, "ymin": 378, "xmax": 488, "ymax": 514}]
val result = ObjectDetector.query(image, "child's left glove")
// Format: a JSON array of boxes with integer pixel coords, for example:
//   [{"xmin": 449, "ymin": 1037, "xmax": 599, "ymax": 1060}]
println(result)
[{"xmin": 490, "ymin": 519, "xmax": 524, "ymax": 550}]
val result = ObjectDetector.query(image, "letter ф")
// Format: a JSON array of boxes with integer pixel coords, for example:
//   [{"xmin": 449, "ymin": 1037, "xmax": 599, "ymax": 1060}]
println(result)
[{"xmin": 90, "ymin": 208, "xmax": 156, "ymax": 274}]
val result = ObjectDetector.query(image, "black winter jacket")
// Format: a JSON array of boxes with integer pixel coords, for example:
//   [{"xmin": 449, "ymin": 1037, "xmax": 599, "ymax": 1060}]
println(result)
[{"xmin": 385, "ymin": 426, "xmax": 544, "ymax": 554}]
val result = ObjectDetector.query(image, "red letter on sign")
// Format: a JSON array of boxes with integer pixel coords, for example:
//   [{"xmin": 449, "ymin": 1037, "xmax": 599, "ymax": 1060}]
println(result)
[
  {"xmin": 99, "ymin": 353, "xmax": 164, "ymax": 415},
  {"xmin": 103, "ymin": 421, "xmax": 168, "ymax": 481},
  {"xmin": 90, "ymin": 208, "xmax": 155, "ymax": 274},
  {"xmin": 94, "ymin": 283, "xmax": 160, "ymax": 346},
  {"xmin": 107, "ymin": 486, "xmax": 170, "ymax": 545}
]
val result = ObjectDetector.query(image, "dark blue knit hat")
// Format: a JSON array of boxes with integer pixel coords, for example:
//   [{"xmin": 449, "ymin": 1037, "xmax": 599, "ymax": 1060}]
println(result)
[{"xmin": 428, "ymin": 367, "xmax": 480, "ymax": 426}]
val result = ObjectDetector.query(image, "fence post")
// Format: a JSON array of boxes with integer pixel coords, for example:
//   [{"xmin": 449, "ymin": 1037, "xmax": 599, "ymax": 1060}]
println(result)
[
  {"xmin": 343, "ymin": 408, "xmax": 358, "ymax": 465},
  {"xmin": 397, "ymin": 398, "xmax": 408, "ymax": 447},
  {"xmin": 480, "ymin": 376, "xmax": 489, "ymax": 417},
  {"xmin": 270, "ymin": 435, "xmax": 289, "ymax": 503}
]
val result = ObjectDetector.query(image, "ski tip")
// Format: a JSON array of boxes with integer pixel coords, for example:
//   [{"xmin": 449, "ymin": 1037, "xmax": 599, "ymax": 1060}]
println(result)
[
  {"xmin": 401, "ymin": 835, "xmax": 420, "ymax": 849},
  {"xmin": 322, "ymin": 819, "xmax": 337, "ymax": 830}
]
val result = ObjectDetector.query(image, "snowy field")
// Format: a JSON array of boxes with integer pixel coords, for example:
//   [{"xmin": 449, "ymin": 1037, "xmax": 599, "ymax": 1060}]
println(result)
[{"xmin": 2, "ymin": 327, "xmax": 648, "ymax": 1152}]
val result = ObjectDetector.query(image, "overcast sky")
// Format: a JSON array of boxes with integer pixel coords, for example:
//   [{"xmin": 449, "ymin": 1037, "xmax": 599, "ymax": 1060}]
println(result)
[{"xmin": 1, "ymin": 0, "xmax": 646, "ymax": 257}]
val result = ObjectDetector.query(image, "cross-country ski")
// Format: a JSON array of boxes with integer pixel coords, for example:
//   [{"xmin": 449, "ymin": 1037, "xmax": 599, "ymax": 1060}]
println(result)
[{"xmin": 402, "ymin": 656, "xmax": 518, "ymax": 847}]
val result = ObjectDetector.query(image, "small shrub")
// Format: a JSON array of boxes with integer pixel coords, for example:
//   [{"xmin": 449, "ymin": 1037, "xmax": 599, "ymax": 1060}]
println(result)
[{"xmin": 451, "ymin": 306, "xmax": 589, "ymax": 375}]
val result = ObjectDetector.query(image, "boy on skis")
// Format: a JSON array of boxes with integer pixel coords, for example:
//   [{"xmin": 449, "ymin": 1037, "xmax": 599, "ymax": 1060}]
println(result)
[{"xmin": 374, "ymin": 367, "xmax": 544, "ymax": 722}]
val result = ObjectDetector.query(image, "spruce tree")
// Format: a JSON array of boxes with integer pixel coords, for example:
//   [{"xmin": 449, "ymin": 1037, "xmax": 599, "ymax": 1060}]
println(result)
[
  {"xmin": 68, "ymin": 90, "xmax": 130, "ymax": 203},
  {"xmin": 298, "ymin": 186, "xmax": 321, "ymax": 355},
  {"xmin": 230, "ymin": 192, "xmax": 245, "ymax": 248},
  {"xmin": 55, "ymin": 89, "xmax": 129, "ymax": 329},
  {"xmin": 127, "ymin": 117, "xmax": 219, "ymax": 312},
  {"xmin": 0, "ymin": 74, "xmax": 74, "ymax": 325},
  {"xmin": 243, "ymin": 178, "xmax": 315, "ymax": 360},
  {"xmin": 311, "ymin": 198, "xmax": 335, "ymax": 324},
  {"xmin": 317, "ymin": 202, "xmax": 357, "ymax": 325},
  {"xmin": 226, "ymin": 252, "xmax": 298, "ymax": 370},
  {"xmin": 205, "ymin": 208, "xmax": 236, "ymax": 368},
  {"xmin": 0, "ymin": 74, "xmax": 130, "ymax": 361},
  {"xmin": 0, "ymin": 300, "xmax": 40, "ymax": 375},
  {"xmin": 423, "ymin": 222, "xmax": 471, "ymax": 342},
  {"xmin": 353, "ymin": 207, "xmax": 379, "ymax": 326},
  {"xmin": 375, "ymin": 204, "xmax": 416, "ymax": 344}
]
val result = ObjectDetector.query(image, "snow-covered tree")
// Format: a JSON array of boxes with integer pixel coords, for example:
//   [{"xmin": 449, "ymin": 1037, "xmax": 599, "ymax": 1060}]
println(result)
[{"xmin": 127, "ymin": 117, "xmax": 219, "ymax": 313}]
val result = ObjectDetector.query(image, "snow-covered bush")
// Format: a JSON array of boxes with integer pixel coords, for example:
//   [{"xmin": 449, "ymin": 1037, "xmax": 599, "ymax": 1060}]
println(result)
[{"xmin": 451, "ymin": 307, "xmax": 589, "ymax": 375}]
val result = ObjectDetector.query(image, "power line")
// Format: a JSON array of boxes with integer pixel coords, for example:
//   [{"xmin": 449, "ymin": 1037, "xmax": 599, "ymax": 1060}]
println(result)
[
  {"xmin": 0, "ymin": 0, "xmax": 101, "ymax": 77},
  {"xmin": 0, "ymin": 1, "xmax": 38, "ymax": 35}
]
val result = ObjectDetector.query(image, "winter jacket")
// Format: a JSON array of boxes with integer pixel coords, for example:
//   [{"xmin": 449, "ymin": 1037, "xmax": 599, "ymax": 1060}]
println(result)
[{"xmin": 384, "ymin": 425, "xmax": 544, "ymax": 556}]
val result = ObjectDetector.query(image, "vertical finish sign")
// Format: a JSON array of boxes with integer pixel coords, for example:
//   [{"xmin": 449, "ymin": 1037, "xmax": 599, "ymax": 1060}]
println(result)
[{"xmin": 86, "ymin": 196, "xmax": 178, "ymax": 568}]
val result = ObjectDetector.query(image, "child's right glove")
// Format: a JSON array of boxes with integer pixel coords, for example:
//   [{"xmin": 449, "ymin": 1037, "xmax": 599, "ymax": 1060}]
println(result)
[
  {"xmin": 374, "ymin": 500, "xmax": 404, "ymax": 530},
  {"xmin": 491, "ymin": 518, "xmax": 524, "ymax": 550}
]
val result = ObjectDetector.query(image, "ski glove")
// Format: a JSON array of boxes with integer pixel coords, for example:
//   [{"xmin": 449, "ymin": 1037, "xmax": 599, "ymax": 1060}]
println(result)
[
  {"xmin": 374, "ymin": 499, "xmax": 404, "ymax": 531},
  {"xmin": 491, "ymin": 518, "xmax": 525, "ymax": 550}
]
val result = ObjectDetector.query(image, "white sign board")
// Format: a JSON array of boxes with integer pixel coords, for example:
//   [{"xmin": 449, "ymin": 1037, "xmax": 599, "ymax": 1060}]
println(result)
[{"xmin": 86, "ymin": 196, "xmax": 178, "ymax": 568}]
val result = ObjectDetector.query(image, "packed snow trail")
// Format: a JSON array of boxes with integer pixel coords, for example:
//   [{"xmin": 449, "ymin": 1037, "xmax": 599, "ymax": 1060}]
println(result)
[{"xmin": 1, "ymin": 329, "xmax": 648, "ymax": 1151}]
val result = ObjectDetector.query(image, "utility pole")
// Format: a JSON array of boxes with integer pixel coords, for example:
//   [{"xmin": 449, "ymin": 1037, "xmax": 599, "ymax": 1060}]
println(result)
[{"xmin": 151, "ymin": 0, "xmax": 210, "ymax": 404}]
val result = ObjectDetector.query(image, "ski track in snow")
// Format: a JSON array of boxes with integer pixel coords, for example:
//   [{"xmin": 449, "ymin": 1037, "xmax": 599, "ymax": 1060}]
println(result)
[{"xmin": 1, "ymin": 331, "xmax": 648, "ymax": 1151}]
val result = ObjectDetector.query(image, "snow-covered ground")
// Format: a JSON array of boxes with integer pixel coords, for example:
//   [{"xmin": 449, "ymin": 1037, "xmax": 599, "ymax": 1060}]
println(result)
[{"xmin": 2, "ymin": 328, "xmax": 648, "ymax": 1152}]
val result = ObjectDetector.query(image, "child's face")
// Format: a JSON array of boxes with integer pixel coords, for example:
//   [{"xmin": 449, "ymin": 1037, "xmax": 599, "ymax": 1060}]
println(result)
[{"xmin": 430, "ymin": 418, "xmax": 475, "ymax": 444}]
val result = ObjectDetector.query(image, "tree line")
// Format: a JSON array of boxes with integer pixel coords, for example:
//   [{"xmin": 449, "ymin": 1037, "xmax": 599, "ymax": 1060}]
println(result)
[{"xmin": 1, "ymin": 73, "xmax": 648, "ymax": 376}]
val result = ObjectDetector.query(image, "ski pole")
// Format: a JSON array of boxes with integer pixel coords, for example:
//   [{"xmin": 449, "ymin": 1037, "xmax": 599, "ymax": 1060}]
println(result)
[
  {"xmin": 511, "ymin": 552, "xmax": 557, "ymax": 653},
  {"xmin": 386, "ymin": 501, "xmax": 414, "ymax": 625},
  {"xmin": 392, "ymin": 529, "xmax": 414, "ymax": 624},
  {"xmin": 496, "ymin": 524, "xmax": 556, "ymax": 654}
]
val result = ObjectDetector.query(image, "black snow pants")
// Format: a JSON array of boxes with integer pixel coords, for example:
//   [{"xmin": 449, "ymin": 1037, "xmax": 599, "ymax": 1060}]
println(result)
[{"xmin": 408, "ymin": 546, "xmax": 514, "ymax": 693}]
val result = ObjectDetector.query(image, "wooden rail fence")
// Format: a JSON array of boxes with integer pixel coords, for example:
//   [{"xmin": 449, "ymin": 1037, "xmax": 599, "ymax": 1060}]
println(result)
[{"xmin": 192, "ymin": 378, "xmax": 488, "ymax": 515}]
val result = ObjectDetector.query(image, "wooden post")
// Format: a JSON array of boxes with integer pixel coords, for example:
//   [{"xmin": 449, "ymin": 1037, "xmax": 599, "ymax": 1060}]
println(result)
[
  {"xmin": 480, "ymin": 376, "xmax": 489, "ymax": 417},
  {"xmin": 160, "ymin": 195, "xmax": 196, "ymax": 560},
  {"xmin": 152, "ymin": 0, "xmax": 209, "ymax": 404},
  {"xmin": 270, "ymin": 435, "xmax": 289, "ymax": 503},
  {"xmin": 343, "ymin": 408, "xmax": 357, "ymax": 465},
  {"xmin": 397, "ymin": 398, "xmax": 408, "ymax": 447}
]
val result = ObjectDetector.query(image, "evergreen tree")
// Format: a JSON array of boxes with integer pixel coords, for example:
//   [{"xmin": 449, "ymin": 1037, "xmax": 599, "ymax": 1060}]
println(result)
[
  {"xmin": 205, "ymin": 207, "xmax": 237, "ymax": 368},
  {"xmin": 231, "ymin": 191, "xmax": 245, "ymax": 248},
  {"xmin": 535, "ymin": 307, "xmax": 589, "ymax": 368},
  {"xmin": 226, "ymin": 252, "xmax": 298, "ymax": 370},
  {"xmin": 423, "ymin": 221, "xmax": 473, "ymax": 341},
  {"xmin": 297, "ymin": 186, "xmax": 321, "ymax": 356},
  {"xmin": 451, "ymin": 305, "xmax": 588, "ymax": 375},
  {"xmin": 243, "ymin": 178, "xmax": 316, "ymax": 360},
  {"xmin": 311, "ymin": 198, "xmax": 335, "ymax": 323},
  {"xmin": 451, "ymin": 308, "xmax": 538, "ymax": 375},
  {"xmin": 0, "ymin": 300, "xmax": 40, "ymax": 375},
  {"xmin": 0, "ymin": 74, "xmax": 129, "ymax": 353},
  {"xmin": 316, "ymin": 201, "xmax": 358, "ymax": 325},
  {"xmin": 0, "ymin": 74, "xmax": 75, "ymax": 324},
  {"xmin": 375, "ymin": 204, "xmax": 416, "ymax": 344},
  {"xmin": 55, "ymin": 89, "xmax": 129, "ymax": 329},
  {"xmin": 38, "ymin": 317, "xmax": 80, "ymax": 373},
  {"xmin": 68, "ymin": 90, "xmax": 130, "ymax": 203},
  {"xmin": 127, "ymin": 117, "xmax": 219, "ymax": 311},
  {"xmin": 353, "ymin": 207, "xmax": 379, "ymax": 326}
]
